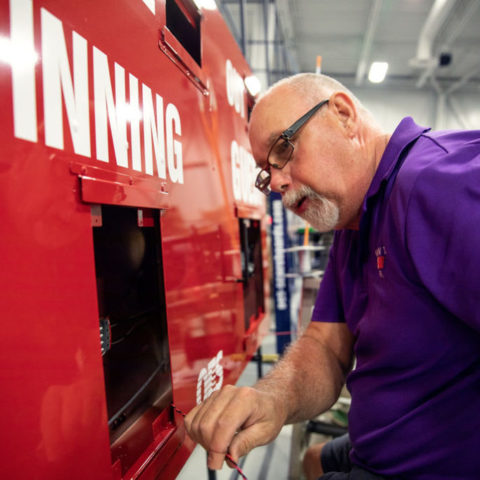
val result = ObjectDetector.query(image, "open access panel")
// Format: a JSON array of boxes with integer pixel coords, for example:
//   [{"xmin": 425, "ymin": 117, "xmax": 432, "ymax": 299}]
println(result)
[
  {"xmin": 93, "ymin": 205, "xmax": 172, "ymax": 476},
  {"xmin": 239, "ymin": 218, "xmax": 265, "ymax": 332}
]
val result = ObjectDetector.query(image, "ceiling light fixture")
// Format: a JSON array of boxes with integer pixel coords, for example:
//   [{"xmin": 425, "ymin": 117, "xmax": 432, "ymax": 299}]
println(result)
[{"xmin": 368, "ymin": 61, "xmax": 388, "ymax": 83}]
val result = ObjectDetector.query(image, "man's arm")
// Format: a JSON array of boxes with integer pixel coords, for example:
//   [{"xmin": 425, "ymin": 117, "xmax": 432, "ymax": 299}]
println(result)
[{"xmin": 184, "ymin": 321, "xmax": 354, "ymax": 469}]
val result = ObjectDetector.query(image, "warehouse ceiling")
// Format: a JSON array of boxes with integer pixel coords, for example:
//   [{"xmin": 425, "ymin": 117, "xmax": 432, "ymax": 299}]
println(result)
[{"xmin": 216, "ymin": 0, "xmax": 480, "ymax": 95}]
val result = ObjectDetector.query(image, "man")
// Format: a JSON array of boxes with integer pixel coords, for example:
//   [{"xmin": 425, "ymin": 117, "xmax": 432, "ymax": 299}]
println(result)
[{"xmin": 185, "ymin": 73, "xmax": 480, "ymax": 479}]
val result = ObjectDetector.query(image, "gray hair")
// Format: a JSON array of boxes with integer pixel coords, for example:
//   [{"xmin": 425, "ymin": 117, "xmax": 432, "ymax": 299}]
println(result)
[{"xmin": 257, "ymin": 73, "xmax": 376, "ymax": 123}]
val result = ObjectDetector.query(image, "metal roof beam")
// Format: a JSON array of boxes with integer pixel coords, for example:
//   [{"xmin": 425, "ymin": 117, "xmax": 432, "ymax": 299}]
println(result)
[
  {"xmin": 410, "ymin": 0, "xmax": 458, "ymax": 88},
  {"xmin": 355, "ymin": 0, "xmax": 383, "ymax": 86},
  {"xmin": 446, "ymin": 62, "xmax": 480, "ymax": 94},
  {"xmin": 273, "ymin": 0, "xmax": 299, "ymax": 74}
]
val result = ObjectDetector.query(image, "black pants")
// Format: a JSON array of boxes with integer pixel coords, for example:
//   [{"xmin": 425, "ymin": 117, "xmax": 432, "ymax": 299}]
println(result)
[
  {"xmin": 320, "ymin": 466, "xmax": 385, "ymax": 480},
  {"xmin": 319, "ymin": 434, "xmax": 385, "ymax": 480}
]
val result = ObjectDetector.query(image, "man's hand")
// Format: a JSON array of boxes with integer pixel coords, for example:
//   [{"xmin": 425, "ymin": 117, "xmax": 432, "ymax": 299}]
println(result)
[
  {"xmin": 184, "ymin": 384, "xmax": 287, "ymax": 470},
  {"xmin": 185, "ymin": 321, "xmax": 354, "ymax": 470}
]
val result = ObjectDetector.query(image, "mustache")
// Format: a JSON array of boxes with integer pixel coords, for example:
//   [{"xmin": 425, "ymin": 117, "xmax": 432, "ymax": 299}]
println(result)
[{"xmin": 282, "ymin": 185, "xmax": 318, "ymax": 209}]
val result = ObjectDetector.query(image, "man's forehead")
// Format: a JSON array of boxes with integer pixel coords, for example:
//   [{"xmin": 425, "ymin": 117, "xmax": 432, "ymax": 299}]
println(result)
[
  {"xmin": 249, "ymin": 114, "xmax": 279, "ymax": 156},
  {"xmin": 250, "ymin": 92, "xmax": 295, "ymax": 142}
]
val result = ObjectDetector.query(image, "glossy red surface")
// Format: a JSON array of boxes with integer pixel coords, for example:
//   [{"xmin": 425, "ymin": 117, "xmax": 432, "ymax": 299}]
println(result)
[{"xmin": 0, "ymin": 1, "xmax": 269, "ymax": 478}]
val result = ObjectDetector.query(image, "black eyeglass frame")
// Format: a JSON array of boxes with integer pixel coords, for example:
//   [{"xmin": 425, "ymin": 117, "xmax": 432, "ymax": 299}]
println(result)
[{"xmin": 255, "ymin": 98, "xmax": 329, "ymax": 195}]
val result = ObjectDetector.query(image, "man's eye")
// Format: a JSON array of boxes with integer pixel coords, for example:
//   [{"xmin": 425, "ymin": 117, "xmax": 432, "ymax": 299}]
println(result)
[{"xmin": 273, "ymin": 140, "xmax": 290, "ymax": 156}]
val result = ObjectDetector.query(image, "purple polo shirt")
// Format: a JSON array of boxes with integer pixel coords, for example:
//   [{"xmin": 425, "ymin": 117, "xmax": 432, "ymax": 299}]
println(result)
[{"xmin": 312, "ymin": 117, "xmax": 480, "ymax": 479}]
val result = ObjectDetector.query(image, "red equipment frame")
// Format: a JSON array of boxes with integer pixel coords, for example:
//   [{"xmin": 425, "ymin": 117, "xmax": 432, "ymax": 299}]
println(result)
[{"xmin": 0, "ymin": 1, "xmax": 269, "ymax": 478}]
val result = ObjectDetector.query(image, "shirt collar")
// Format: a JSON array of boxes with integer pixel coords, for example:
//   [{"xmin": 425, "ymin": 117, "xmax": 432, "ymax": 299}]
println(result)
[{"xmin": 361, "ymin": 117, "xmax": 430, "ymax": 214}]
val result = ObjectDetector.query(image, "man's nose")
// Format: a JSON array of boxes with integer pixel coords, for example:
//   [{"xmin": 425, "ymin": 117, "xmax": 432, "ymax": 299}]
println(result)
[{"xmin": 269, "ymin": 168, "xmax": 291, "ymax": 193}]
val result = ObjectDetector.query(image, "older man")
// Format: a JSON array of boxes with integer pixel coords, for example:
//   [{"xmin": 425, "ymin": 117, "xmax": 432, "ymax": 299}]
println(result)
[{"xmin": 185, "ymin": 73, "xmax": 480, "ymax": 479}]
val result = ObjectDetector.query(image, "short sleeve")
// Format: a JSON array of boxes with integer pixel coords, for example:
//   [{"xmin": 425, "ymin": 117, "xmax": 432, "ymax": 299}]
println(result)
[
  {"xmin": 311, "ymin": 240, "xmax": 345, "ymax": 323},
  {"xmin": 405, "ymin": 144, "xmax": 480, "ymax": 332}
]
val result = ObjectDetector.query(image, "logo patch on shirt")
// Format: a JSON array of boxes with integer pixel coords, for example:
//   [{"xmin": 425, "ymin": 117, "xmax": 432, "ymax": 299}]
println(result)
[{"xmin": 375, "ymin": 246, "xmax": 387, "ymax": 278}]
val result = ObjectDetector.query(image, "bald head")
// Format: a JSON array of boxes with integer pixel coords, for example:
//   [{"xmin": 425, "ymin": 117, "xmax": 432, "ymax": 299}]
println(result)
[
  {"xmin": 248, "ymin": 73, "xmax": 375, "ymax": 167},
  {"xmin": 262, "ymin": 73, "xmax": 354, "ymax": 101},
  {"xmin": 252, "ymin": 73, "xmax": 375, "ymax": 129},
  {"xmin": 248, "ymin": 73, "xmax": 389, "ymax": 231}
]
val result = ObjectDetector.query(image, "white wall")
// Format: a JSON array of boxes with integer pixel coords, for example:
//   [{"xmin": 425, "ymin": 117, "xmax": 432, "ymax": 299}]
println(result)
[
  {"xmin": 442, "ymin": 91, "xmax": 480, "ymax": 130},
  {"xmin": 349, "ymin": 86, "xmax": 480, "ymax": 133}
]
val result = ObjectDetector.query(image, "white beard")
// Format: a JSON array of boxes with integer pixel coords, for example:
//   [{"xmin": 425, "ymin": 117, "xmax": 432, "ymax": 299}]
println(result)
[{"xmin": 283, "ymin": 185, "xmax": 339, "ymax": 232}]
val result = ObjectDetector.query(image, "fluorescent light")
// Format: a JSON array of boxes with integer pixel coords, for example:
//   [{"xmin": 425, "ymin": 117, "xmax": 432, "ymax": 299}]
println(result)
[
  {"xmin": 192, "ymin": 0, "xmax": 217, "ymax": 10},
  {"xmin": 368, "ymin": 61, "xmax": 388, "ymax": 83},
  {"xmin": 244, "ymin": 75, "xmax": 261, "ymax": 97}
]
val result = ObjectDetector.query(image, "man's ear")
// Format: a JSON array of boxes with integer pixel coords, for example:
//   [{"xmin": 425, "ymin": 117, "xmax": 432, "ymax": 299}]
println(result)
[{"xmin": 329, "ymin": 92, "xmax": 358, "ymax": 137}]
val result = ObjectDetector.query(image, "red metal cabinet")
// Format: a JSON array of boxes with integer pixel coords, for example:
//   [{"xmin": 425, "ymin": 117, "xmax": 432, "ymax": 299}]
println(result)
[{"xmin": 0, "ymin": 1, "xmax": 269, "ymax": 478}]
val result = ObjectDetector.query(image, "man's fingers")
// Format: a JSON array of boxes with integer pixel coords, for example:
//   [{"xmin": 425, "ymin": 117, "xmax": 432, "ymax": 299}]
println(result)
[
  {"xmin": 186, "ymin": 387, "xmax": 236, "ymax": 442},
  {"xmin": 207, "ymin": 450, "xmax": 227, "ymax": 470},
  {"xmin": 185, "ymin": 386, "xmax": 252, "ymax": 469},
  {"xmin": 228, "ymin": 421, "xmax": 277, "ymax": 463},
  {"xmin": 183, "ymin": 385, "xmax": 281, "ymax": 471},
  {"xmin": 185, "ymin": 396, "xmax": 231, "ymax": 470}
]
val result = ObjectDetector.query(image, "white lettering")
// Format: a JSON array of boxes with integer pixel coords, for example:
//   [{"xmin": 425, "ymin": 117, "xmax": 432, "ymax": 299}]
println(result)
[
  {"xmin": 165, "ymin": 103, "xmax": 183, "ymax": 184},
  {"xmin": 41, "ymin": 9, "xmax": 90, "ymax": 157},
  {"xmin": 8, "ymin": 2, "xmax": 184, "ymax": 184},
  {"xmin": 93, "ymin": 48, "xmax": 128, "ymax": 167},
  {"xmin": 225, "ymin": 59, "xmax": 245, "ymax": 118},
  {"xmin": 129, "ymin": 74, "xmax": 142, "ymax": 172},
  {"xmin": 196, "ymin": 368, "xmax": 208, "ymax": 405},
  {"xmin": 231, "ymin": 140, "xmax": 262, "ymax": 206},
  {"xmin": 10, "ymin": 0, "xmax": 37, "ymax": 142},
  {"xmin": 196, "ymin": 351, "xmax": 224, "ymax": 405},
  {"xmin": 143, "ymin": 84, "xmax": 166, "ymax": 178},
  {"xmin": 142, "ymin": 0, "xmax": 155, "ymax": 14}
]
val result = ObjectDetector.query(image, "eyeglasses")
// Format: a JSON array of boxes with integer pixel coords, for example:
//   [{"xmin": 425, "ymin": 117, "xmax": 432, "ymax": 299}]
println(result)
[{"xmin": 255, "ymin": 99, "xmax": 329, "ymax": 195}]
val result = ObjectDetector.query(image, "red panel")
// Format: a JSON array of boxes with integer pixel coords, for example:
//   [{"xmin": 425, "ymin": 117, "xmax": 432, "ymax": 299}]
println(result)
[
  {"xmin": 80, "ymin": 175, "xmax": 170, "ymax": 209},
  {"xmin": 0, "ymin": 0, "xmax": 269, "ymax": 478},
  {"xmin": 160, "ymin": 26, "xmax": 208, "ymax": 94}
]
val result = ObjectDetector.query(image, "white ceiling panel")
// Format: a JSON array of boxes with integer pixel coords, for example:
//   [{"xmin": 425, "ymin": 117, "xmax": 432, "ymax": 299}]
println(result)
[{"xmin": 218, "ymin": 0, "xmax": 480, "ymax": 93}]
